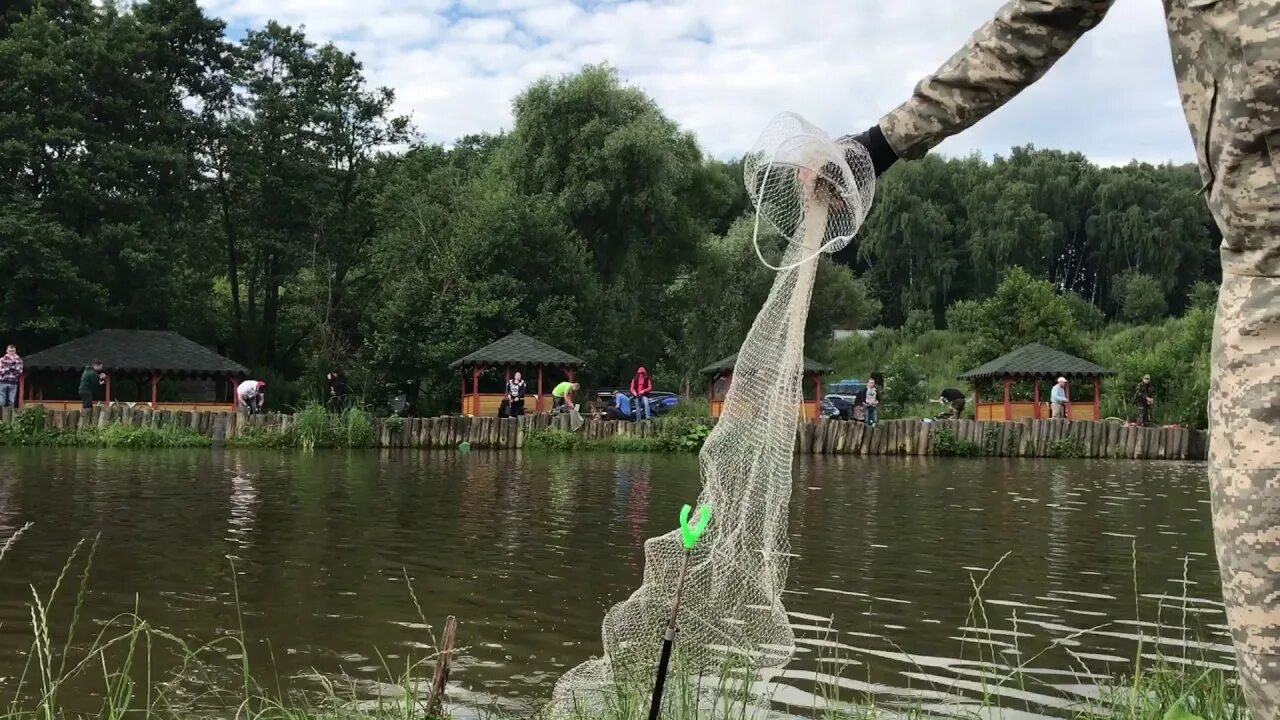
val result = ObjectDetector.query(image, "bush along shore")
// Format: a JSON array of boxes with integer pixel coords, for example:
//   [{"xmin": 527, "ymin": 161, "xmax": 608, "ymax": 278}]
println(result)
[
  {"xmin": 0, "ymin": 405, "xmax": 1206, "ymax": 459},
  {"xmin": 0, "ymin": 524, "xmax": 1244, "ymax": 720}
]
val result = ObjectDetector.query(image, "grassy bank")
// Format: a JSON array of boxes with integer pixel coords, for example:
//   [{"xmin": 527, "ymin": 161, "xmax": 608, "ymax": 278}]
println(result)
[
  {"xmin": 523, "ymin": 416, "xmax": 711, "ymax": 454},
  {"xmin": 0, "ymin": 403, "xmax": 378, "ymax": 451},
  {"xmin": 0, "ymin": 407, "xmax": 212, "ymax": 448}
]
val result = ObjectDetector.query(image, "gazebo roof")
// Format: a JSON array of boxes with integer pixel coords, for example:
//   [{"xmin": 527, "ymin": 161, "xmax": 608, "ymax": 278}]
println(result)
[
  {"xmin": 699, "ymin": 353, "xmax": 831, "ymax": 376},
  {"xmin": 957, "ymin": 343, "xmax": 1115, "ymax": 382},
  {"xmin": 23, "ymin": 330, "xmax": 249, "ymax": 377},
  {"xmin": 448, "ymin": 331, "xmax": 587, "ymax": 370}
]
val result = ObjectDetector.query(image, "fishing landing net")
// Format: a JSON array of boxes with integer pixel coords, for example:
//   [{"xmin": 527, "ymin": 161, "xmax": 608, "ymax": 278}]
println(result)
[{"xmin": 548, "ymin": 113, "xmax": 876, "ymax": 718}]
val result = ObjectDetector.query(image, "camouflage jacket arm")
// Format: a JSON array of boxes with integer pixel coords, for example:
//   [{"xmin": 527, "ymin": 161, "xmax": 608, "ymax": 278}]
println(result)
[{"xmin": 879, "ymin": 0, "xmax": 1117, "ymax": 160}]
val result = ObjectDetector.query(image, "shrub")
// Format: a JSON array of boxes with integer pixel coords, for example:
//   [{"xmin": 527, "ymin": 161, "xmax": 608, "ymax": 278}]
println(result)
[
  {"xmin": 934, "ymin": 427, "xmax": 979, "ymax": 457},
  {"xmin": 1048, "ymin": 437, "xmax": 1087, "ymax": 459}
]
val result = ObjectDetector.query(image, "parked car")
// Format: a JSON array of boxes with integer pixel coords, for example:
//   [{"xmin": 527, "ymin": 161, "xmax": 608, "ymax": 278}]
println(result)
[
  {"xmin": 820, "ymin": 398, "xmax": 842, "ymax": 420},
  {"xmin": 823, "ymin": 394, "xmax": 856, "ymax": 420},
  {"xmin": 593, "ymin": 389, "xmax": 680, "ymax": 420}
]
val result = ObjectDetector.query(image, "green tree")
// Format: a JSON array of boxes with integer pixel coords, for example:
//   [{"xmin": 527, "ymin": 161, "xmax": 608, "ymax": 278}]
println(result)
[{"xmin": 1114, "ymin": 271, "xmax": 1169, "ymax": 323}]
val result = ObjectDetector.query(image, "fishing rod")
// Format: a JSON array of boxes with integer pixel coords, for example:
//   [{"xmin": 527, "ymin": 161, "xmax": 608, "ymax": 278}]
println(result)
[{"xmin": 647, "ymin": 502, "xmax": 711, "ymax": 720}]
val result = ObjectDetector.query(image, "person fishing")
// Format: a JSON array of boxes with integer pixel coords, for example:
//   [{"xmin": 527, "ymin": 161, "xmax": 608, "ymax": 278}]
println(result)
[
  {"xmin": 630, "ymin": 366, "xmax": 654, "ymax": 420},
  {"xmin": 237, "ymin": 379, "xmax": 266, "ymax": 415},
  {"xmin": 551, "ymin": 381, "xmax": 579, "ymax": 413},
  {"xmin": 326, "ymin": 368, "xmax": 348, "ymax": 413},
  {"xmin": 1133, "ymin": 375, "xmax": 1155, "ymax": 427},
  {"xmin": 506, "ymin": 372, "xmax": 527, "ymax": 417},
  {"xmin": 843, "ymin": 3, "xmax": 1280, "ymax": 713},
  {"xmin": 938, "ymin": 388, "xmax": 965, "ymax": 420},
  {"xmin": 79, "ymin": 361, "xmax": 105, "ymax": 410}
]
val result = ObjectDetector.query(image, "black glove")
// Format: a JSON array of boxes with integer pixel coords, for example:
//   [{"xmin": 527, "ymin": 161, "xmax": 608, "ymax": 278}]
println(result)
[{"xmin": 844, "ymin": 124, "xmax": 899, "ymax": 178}]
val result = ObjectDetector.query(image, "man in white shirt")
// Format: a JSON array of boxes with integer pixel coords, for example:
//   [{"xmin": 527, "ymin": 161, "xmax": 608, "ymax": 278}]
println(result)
[
  {"xmin": 237, "ymin": 379, "xmax": 266, "ymax": 415},
  {"xmin": 1050, "ymin": 377, "xmax": 1068, "ymax": 419}
]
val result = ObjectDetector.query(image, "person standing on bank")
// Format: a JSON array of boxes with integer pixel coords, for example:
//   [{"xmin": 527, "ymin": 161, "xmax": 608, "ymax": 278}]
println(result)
[
  {"xmin": 507, "ymin": 371, "xmax": 527, "ymax": 417},
  {"xmin": 0, "ymin": 345, "xmax": 21, "ymax": 409},
  {"xmin": 843, "ymin": 2, "xmax": 1280, "ymax": 714},
  {"xmin": 863, "ymin": 378, "xmax": 879, "ymax": 427},
  {"xmin": 79, "ymin": 361, "xmax": 105, "ymax": 410},
  {"xmin": 1134, "ymin": 375, "xmax": 1156, "ymax": 427},
  {"xmin": 1050, "ymin": 377, "xmax": 1069, "ymax": 419}
]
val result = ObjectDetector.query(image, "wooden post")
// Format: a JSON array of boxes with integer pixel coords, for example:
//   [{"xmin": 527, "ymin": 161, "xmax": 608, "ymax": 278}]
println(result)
[
  {"xmin": 427, "ymin": 614, "xmax": 458, "ymax": 712},
  {"xmin": 537, "ymin": 367, "xmax": 544, "ymax": 414},
  {"xmin": 471, "ymin": 368, "xmax": 480, "ymax": 417},
  {"xmin": 1002, "ymin": 377, "xmax": 1012, "ymax": 422},
  {"xmin": 104, "ymin": 373, "xmax": 111, "ymax": 406},
  {"xmin": 17, "ymin": 372, "xmax": 24, "ymax": 407},
  {"xmin": 1092, "ymin": 376, "xmax": 1101, "ymax": 421},
  {"xmin": 150, "ymin": 373, "xmax": 159, "ymax": 409},
  {"xmin": 973, "ymin": 384, "xmax": 981, "ymax": 421},
  {"xmin": 1033, "ymin": 381, "xmax": 1040, "ymax": 420},
  {"xmin": 230, "ymin": 377, "xmax": 239, "ymax": 413},
  {"xmin": 460, "ymin": 374, "xmax": 466, "ymax": 414}
]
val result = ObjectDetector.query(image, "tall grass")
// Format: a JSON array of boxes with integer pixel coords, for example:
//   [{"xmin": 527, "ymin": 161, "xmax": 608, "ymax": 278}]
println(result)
[
  {"xmin": 234, "ymin": 401, "xmax": 377, "ymax": 451},
  {"xmin": 0, "ymin": 529, "xmax": 454, "ymax": 720}
]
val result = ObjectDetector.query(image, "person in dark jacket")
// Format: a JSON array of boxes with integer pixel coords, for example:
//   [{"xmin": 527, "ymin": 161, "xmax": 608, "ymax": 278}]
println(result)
[
  {"xmin": 327, "ymin": 368, "xmax": 348, "ymax": 413},
  {"xmin": 79, "ymin": 361, "xmax": 105, "ymax": 409},
  {"xmin": 1134, "ymin": 375, "xmax": 1155, "ymax": 427},
  {"xmin": 939, "ymin": 388, "xmax": 965, "ymax": 419}
]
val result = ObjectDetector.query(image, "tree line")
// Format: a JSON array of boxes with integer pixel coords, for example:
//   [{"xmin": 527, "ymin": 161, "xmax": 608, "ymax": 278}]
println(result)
[{"xmin": 0, "ymin": 0, "xmax": 1219, "ymax": 416}]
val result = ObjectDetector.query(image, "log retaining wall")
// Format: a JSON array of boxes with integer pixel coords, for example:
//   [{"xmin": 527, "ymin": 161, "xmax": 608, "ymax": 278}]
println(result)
[{"xmin": 0, "ymin": 407, "xmax": 1207, "ymax": 460}]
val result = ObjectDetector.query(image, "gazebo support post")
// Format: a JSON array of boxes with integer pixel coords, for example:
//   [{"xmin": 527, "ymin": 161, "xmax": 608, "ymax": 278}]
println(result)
[
  {"xmin": 17, "ymin": 372, "xmax": 24, "ymax": 406},
  {"xmin": 1033, "ymin": 381, "xmax": 1040, "ymax": 420},
  {"xmin": 974, "ymin": 384, "xmax": 981, "ymax": 421},
  {"xmin": 151, "ymin": 373, "xmax": 159, "ymax": 409},
  {"xmin": 1002, "ymin": 377, "xmax": 1012, "ymax": 421},
  {"xmin": 1093, "ymin": 376, "xmax": 1101, "ymax": 421},
  {"xmin": 471, "ymin": 369, "xmax": 480, "ymax": 417},
  {"xmin": 537, "ymin": 367, "xmax": 544, "ymax": 413},
  {"xmin": 104, "ymin": 374, "xmax": 111, "ymax": 406},
  {"xmin": 813, "ymin": 375, "xmax": 822, "ymax": 421}
]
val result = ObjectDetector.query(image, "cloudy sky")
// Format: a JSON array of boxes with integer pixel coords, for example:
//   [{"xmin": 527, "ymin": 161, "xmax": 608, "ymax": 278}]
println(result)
[{"xmin": 196, "ymin": 0, "xmax": 1193, "ymax": 166}]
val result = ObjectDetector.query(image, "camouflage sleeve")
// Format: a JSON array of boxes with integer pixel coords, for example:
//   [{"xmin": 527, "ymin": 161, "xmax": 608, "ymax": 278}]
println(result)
[{"xmin": 879, "ymin": 0, "xmax": 1117, "ymax": 160}]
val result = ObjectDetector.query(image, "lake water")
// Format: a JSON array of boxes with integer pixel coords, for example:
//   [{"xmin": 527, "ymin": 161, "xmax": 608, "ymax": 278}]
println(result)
[{"xmin": 0, "ymin": 449, "xmax": 1225, "ymax": 718}]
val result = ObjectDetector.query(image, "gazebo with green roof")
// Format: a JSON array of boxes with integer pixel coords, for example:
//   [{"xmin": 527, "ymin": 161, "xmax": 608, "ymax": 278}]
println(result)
[
  {"xmin": 448, "ymin": 331, "xmax": 587, "ymax": 416},
  {"xmin": 958, "ymin": 343, "xmax": 1116, "ymax": 422},
  {"xmin": 21, "ymin": 329, "xmax": 248, "ymax": 413},
  {"xmin": 699, "ymin": 352, "xmax": 832, "ymax": 422}
]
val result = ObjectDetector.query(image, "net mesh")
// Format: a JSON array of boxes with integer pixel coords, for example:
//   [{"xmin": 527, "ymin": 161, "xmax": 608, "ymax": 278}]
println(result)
[{"xmin": 548, "ymin": 112, "xmax": 876, "ymax": 718}]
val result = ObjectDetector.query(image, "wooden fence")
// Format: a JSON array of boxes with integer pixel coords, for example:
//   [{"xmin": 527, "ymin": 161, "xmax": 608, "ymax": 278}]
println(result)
[{"xmin": 0, "ymin": 407, "xmax": 1207, "ymax": 460}]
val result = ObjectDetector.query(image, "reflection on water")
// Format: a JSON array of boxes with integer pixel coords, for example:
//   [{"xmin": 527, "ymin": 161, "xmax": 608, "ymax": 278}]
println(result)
[{"xmin": 0, "ymin": 449, "xmax": 1219, "ymax": 718}]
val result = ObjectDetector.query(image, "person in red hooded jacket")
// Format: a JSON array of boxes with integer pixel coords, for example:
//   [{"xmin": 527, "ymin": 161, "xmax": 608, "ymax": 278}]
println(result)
[{"xmin": 630, "ymin": 367, "xmax": 653, "ymax": 421}]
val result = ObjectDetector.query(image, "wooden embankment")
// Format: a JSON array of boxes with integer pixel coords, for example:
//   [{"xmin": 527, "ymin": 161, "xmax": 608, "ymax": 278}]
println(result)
[{"xmin": 0, "ymin": 406, "xmax": 1208, "ymax": 460}]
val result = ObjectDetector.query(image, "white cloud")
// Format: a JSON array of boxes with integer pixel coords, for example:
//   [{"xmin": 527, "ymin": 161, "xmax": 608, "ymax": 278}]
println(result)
[{"xmin": 197, "ymin": 0, "xmax": 1193, "ymax": 165}]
